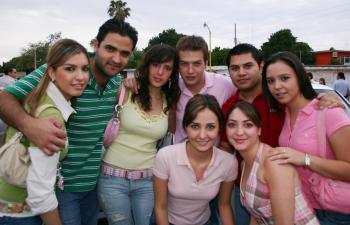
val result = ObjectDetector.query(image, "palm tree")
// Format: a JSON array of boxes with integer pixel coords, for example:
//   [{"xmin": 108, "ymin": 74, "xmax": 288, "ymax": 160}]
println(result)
[{"xmin": 108, "ymin": 0, "xmax": 130, "ymax": 22}]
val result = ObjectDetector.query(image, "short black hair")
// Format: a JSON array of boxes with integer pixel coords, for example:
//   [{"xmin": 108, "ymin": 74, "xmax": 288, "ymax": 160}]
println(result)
[
  {"xmin": 306, "ymin": 72, "xmax": 313, "ymax": 80},
  {"xmin": 338, "ymin": 72, "xmax": 345, "ymax": 79},
  {"xmin": 226, "ymin": 43, "xmax": 262, "ymax": 68},
  {"xmin": 4, "ymin": 68, "xmax": 15, "ymax": 75},
  {"xmin": 96, "ymin": 19, "xmax": 138, "ymax": 50}
]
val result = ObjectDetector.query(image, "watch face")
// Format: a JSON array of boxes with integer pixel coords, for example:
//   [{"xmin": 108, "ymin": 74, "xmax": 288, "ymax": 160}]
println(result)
[{"xmin": 305, "ymin": 154, "xmax": 311, "ymax": 166}]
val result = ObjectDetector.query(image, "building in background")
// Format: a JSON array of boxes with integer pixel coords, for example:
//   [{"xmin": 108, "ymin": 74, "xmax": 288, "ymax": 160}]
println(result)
[{"xmin": 315, "ymin": 48, "xmax": 350, "ymax": 65}]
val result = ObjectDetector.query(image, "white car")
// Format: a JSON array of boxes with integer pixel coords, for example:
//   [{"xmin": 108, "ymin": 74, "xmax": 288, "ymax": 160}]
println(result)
[{"xmin": 312, "ymin": 83, "xmax": 350, "ymax": 117}]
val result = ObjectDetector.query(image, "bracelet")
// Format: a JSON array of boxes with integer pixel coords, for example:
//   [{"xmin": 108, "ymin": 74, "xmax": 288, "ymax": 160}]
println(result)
[{"xmin": 304, "ymin": 153, "xmax": 311, "ymax": 167}]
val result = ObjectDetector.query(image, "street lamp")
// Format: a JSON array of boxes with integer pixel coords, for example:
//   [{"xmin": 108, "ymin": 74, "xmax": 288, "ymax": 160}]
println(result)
[{"xmin": 203, "ymin": 22, "xmax": 212, "ymax": 71}]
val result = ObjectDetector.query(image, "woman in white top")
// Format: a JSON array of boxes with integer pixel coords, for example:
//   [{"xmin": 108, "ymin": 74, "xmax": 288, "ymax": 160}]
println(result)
[{"xmin": 0, "ymin": 39, "xmax": 89, "ymax": 225}]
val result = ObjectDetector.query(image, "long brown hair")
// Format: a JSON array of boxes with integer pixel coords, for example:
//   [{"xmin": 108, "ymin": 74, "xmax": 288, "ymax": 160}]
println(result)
[
  {"xmin": 132, "ymin": 44, "xmax": 180, "ymax": 113},
  {"xmin": 24, "ymin": 39, "xmax": 88, "ymax": 115}
]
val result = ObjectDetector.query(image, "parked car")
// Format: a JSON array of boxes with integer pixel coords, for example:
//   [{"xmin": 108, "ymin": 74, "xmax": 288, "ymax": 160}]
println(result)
[{"xmin": 312, "ymin": 83, "xmax": 350, "ymax": 117}]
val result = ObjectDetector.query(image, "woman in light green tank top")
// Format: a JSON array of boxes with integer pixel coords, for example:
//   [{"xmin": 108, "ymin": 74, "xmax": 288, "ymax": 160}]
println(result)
[{"xmin": 98, "ymin": 44, "xmax": 181, "ymax": 225}]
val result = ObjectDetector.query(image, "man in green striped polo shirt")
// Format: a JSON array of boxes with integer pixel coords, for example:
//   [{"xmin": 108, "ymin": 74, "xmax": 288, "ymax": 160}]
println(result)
[{"xmin": 0, "ymin": 19, "xmax": 138, "ymax": 225}]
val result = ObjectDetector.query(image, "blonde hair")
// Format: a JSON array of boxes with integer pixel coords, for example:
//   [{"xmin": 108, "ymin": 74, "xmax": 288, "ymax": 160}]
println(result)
[{"xmin": 25, "ymin": 39, "xmax": 88, "ymax": 115}]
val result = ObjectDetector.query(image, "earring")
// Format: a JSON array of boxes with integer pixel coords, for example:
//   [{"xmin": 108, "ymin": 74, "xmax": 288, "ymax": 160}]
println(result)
[{"xmin": 168, "ymin": 79, "xmax": 171, "ymax": 88}]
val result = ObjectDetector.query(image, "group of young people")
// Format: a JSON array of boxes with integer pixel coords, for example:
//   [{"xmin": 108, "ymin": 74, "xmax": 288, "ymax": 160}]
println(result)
[{"xmin": 0, "ymin": 17, "xmax": 349, "ymax": 225}]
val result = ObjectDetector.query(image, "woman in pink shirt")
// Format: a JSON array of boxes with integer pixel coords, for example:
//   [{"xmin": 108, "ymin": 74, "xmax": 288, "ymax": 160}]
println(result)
[
  {"xmin": 153, "ymin": 94, "xmax": 237, "ymax": 225},
  {"xmin": 262, "ymin": 51, "xmax": 350, "ymax": 224}
]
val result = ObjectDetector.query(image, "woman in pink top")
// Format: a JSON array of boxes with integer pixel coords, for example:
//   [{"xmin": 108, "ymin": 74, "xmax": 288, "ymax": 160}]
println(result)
[
  {"xmin": 226, "ymin": 101, "xmax": 319, "ymax": 225},
  {"xmin": 262, "ymin": 51, "xmax": 350, "ymax": 224},
  {"xmin": 153, "ymin": 94, "xmax": 238, "ymax": 225}
]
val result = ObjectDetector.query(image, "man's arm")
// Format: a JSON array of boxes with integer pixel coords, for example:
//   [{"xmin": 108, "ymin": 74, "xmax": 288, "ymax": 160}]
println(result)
[
  {"xmin": 0, "ymin": 65, "xmax": 66, "ymax": 155},
  {"xmin": 0, "ymin": 91, "xmax": 66, "ymax": 155},
  {"xmin": 316, "ymin": 91, "xmax": 344, "ymax": 109}
]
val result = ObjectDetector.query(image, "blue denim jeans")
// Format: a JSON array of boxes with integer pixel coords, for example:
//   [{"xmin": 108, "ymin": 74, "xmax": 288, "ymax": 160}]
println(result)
[
  {"xmin": 149, "ymin": 209, "xmax": 213, "ymax": 225},
  {"xmin": 98, "ymin": 173, "xmax": 154, "ymax": 225},
  {"xmin": 232, "ymin": 186, "xmax": 250, "ymax": 225},
  {"xmin": 55, "ymin": 189, "xmax": 99, "ymax": 225},
  {"xmin": 0, "ymin": 215, "xmax": 42, "ymax": 225},
  {"xmin": 209, "ymin": 197, "xmax": 221, "ymax": 225},
  {"xmin": 316, "ymin": 209, "xmax": 350, "ymax": 225}
]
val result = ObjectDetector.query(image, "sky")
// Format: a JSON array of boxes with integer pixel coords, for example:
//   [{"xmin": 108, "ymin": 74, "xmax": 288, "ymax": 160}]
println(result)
[{"xmin": 1, "ymin": 0, "xmax": 350, "ymax": 64}]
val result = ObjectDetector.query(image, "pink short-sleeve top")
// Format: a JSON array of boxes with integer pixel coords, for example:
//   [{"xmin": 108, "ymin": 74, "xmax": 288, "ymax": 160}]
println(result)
[
  {"xmin": 278, "ymin": 99, "xmax": 350, "ymax": 209},
  {"xmin": 153, "ymin": 142, "xmax": 238, "ymax": 225}
]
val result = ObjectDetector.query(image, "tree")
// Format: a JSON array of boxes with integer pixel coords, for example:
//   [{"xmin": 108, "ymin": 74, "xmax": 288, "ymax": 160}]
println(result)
[
  {"xmin": 108, "ymin": 0, "xmax": 130, "ymax": 22},
  {"xmin": 3, "ymin": 32, "xmax": 62, "ymax": 72},
  {"xmin": 292, "ymin": 42, "xmax": 315, "ymax": 65},
  {"xmin": 212, "ymin": 47, "xmax": 230, "ymax": 66},
  {"xmin": 145, "ymin": 29, "xmax": 185, "ymax": 52},
  {"xmin": 261, "ymin": 29, "xmax": 296, "ymax": 60},
  {"xmin": 261, "ymin": 29, "xmax": 315, "ymax": 65},
  {"xmin": 126, "ymin": 48, "xmax": 143, "ymax": 69}
]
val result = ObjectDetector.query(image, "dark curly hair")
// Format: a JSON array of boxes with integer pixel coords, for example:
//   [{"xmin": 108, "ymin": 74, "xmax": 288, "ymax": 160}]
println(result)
[{"xmin": 132, "ymin": 44, "xmax": 180, "ymax": 113}]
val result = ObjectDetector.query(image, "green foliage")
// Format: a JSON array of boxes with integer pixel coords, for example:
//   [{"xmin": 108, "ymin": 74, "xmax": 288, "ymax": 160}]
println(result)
[
  {"xmin": 126, "ymin": 48, "xmax": 143, "ymax": 69},
  {"xmin": 108, "ymin": 0, "xmax": 130, "ymax": 22},
  {"xmin": 212, "ymin": 47, "xmax": 230, "ymax": 66},
  {"xmin": 145, "ymin": 29, "xmax": 185, "ymax": 52},
  {"xmin": 261, "ymin": 29, "xmax": 315, "ymax": 65},
  {"xmin": 292, "ymin": 42, "xmax": 315, "ymax": 65},
  {"xmin": 330, "ymin": 59, "xmax": 342, "ymax": 65},
  {"xmin": 3, "ymin": 32, "xmax": 62, "ymax": 72}
]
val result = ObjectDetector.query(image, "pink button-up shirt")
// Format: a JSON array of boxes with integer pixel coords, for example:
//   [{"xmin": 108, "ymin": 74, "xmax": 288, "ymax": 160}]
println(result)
[
  {"xmin": 279, "ymin": 99, "xmax": 350, "ymax": 209},
  {"xmin": 174, "ymin": 72, "xmax": 236, "ymax": 143}
]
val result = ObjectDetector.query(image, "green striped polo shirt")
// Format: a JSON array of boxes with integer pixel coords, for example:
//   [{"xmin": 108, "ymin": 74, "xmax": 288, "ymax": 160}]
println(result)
[{"xmin": 4, "ymin": 63, "xmax": 121, "ymax": 192}]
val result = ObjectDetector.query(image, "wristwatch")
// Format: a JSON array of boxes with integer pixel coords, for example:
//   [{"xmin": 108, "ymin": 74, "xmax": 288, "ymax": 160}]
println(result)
[{"xmin": 304, "ymin": 153, "xmax": 311, "ymax": 167}]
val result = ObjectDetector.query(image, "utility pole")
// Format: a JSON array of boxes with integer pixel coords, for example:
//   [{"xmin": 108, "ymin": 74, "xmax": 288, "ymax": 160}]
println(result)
[{"xmin": 234, "ymin": 23, "xmax": 237, "ymax": 46}]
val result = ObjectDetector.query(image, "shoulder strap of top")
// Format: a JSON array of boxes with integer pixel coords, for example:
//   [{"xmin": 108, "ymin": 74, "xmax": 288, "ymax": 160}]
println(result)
[{"xmin": 256, "ymin": 143, "xmax": 264, "ymax": 162}]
